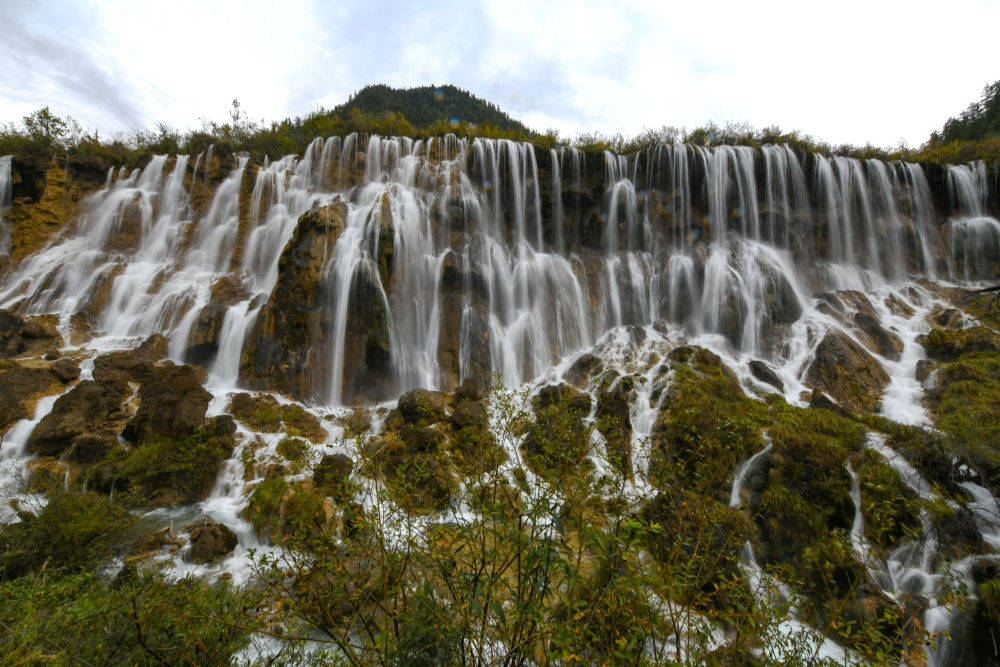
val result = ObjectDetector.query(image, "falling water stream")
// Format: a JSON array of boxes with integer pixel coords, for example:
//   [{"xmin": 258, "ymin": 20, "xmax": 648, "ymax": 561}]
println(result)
[{"xmin": 1, "ymin": 141, "xmax": 998, "ymax": 663}]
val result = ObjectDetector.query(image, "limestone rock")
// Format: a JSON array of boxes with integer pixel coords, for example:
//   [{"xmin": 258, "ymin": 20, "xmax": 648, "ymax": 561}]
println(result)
[
  {"xmin": 183, "ymin": 276, "xmax": 252, "ymax": 366},
  {"xmin": 314, "ymin": 453, "xmax": 353, "ymax": 500},
  {"xmin": 48, "ymin": 357, "xmax": 80, "ymax": 383},
  {"xmin": 805, "ymin": 331, "xmax": 889, "ymax": 414},
  {"xmin": 749, "ymin": 359, "xmax": 784, "ymax": 391},
  {"xmin": 565, "ymin": 353, "xmax": 600, "ymax": 388},
  {"xmin": 92, "ymin": 334, "xmax": 168, "ymax": 385},
  {"xmin": 27, "ymin": 380, "xmax": 128, "ymax": 457},
  {"xmin": 239, "ymin": 202, "xmax": 352, "ymax": 402},
  {"xmin": 122, "ymin": 362, "xmax": 211, "ymax": 443},
  {"xmin": 0, "ymin": 363, "xmax": 58, "ymax": 432},
  {"xmin": 184, "ymin": 517, "xmax": 238, "ymax": 564},
  {"xmin": 853, "ymin": 311, "xmax": 903, "ymax": 361},
  {"xmin": 397, "ymin": 388, "xmax": 448, "ymax": 425},
  {"xmin": 0, "ymin": 309, "xmax": 60, "ymax": 358}
]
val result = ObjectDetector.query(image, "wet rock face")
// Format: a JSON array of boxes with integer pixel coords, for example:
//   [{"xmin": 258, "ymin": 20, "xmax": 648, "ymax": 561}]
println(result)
[
  {"xmin": 749, "ymin": 359, "xmax": 783, "ymax": 391},
  {"xmin": 184, "ymin": 517, "xmax": 238, "ymax": 564},
  {"xmin": 0, "ymin": 309, "xmax": 60, "ymax": 358},
  {"xmin": 27, "ymin": 380, "xmax": 128, "ymax": 457},
  {"xmin": 805, "ymin": 330, "xmax": 890, "ymax": 413},
  {"xmin": 183, "ymin": 276, "xmax": 251, "ymax": 366},
  {"xmin": 852, "ymin": 311, "xmax": 903, "ymax": 361},
  {"xmin": 240, "ymin": 202, "xmax": 351, "ymax": 402},
  {"xmin": 122, "ymin": 362, "xmax": 212, "ymax": 444},
  {"xmin": 92, "ymin": 334, "xmax": 168, "ymax": 386},
  {"xmin": 0, "ymin": 363, "xmax": 61, "ymax": 432}
]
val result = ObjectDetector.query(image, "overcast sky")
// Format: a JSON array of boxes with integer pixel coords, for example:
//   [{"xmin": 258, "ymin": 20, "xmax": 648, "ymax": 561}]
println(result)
[{"xmin": 2, "ymin": 0, "xmax": 998, "ymax": 148}]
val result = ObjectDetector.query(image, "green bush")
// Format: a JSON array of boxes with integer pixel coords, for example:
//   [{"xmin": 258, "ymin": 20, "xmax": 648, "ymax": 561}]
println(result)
[
  {"xmin": 0, "ymin": 491, "xmax": 139, "ymax": 580},
  {"xmin": 0, "ymin": 569, "xmax": 255, "ymax": 664}
]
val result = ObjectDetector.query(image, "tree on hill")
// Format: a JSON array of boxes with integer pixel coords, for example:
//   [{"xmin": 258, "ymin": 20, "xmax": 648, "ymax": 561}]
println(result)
[
  {"xmin": 930, "ymin": 79, "xmax": 1000, "ymax": 144},
  {"xmin": 333, "ymin": 84, "xmax": 530, "ymax": 134}
]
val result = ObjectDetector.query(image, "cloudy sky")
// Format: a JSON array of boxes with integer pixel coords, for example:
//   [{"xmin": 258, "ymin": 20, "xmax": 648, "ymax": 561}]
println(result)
[{"xmin": 2, "ymin": 0, "xmax": 998, "ymax": 147}]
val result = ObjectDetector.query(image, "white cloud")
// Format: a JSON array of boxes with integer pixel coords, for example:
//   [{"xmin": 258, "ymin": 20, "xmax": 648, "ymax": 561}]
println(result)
[{"xmin": 1, "ymin": 0, "xmax": 998, "ymax": 147}]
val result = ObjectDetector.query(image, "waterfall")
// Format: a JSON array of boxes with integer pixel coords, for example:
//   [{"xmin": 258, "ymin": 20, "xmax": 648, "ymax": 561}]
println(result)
[
  {"xmin": 947, "ymin": 161, "xmax": 1000, "ymax": 280},
  {"xmin": 0, "ymin": 137, "xmax": 996, "ymax": 405},
  {"xmin": 0, "ymin": 155, "xmax": 11, "ymax": 256}
]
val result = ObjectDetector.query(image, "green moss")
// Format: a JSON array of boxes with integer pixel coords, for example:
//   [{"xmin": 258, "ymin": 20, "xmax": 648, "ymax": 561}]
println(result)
[
  {"xmin": 650, "ymin": 351, "xmax": 768, "ymax": 496},
  {"xmin": 276, "ymin": 436, "xmax": 308, "ymax": 464},
  {"xmin": 245, "ymin": 477, "xmax": 326, "ymax": 544},
  {"xmin": 0, "ymin": 491, "xmax": 139, "ymax": 579},
  {"xmin": 115, "ymin": 423, "xmax": 235, "ymax": 505},
  {"xmin": 851, "ymin": 450, "xmax": 921, "ymax": 553},
  {"xmin": 914, "ymin": 323, "xmax": 1000, "ymax": 495},
  {"xmin": 279, "ymin": 404, "xmax": 327, "ymax": 443},
  {"xmin": 228, "ymin": 393, "xmax": 282, "ymax": 433}
]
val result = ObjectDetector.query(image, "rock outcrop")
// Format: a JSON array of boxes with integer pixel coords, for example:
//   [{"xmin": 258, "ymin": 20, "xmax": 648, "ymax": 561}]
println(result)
[
  {"xmin": 184, "ymin": 517, "xmax": 238, "ymax": 564},
  {"xmin": 27, "ymin": 380, "xmax": 128, "ymax": 458},
  {"xmin": 240, "ymin": 202, "xmax": 366, "ymax": 402},
  {"xmin": 805, "ymin": 331, "xmax": 889, "ymax": 413},
  {"xmin": 122, "ymin": 363, "xmax": 212, "ymax": 444}
]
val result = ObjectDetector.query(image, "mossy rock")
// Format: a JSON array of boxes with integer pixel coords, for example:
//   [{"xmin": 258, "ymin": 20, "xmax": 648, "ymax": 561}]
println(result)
[
  {"xmin": 650, "ymin": 348, "xmax": 767, "ymax": 496},
  {"xmin": 279, "ymin": 404, "xmax": 326, "ymax": 443},
  {"xmin": 107, "ymin": 416, "xmax": 238, "ymax": 507},
  {"xmin": 228, "ymin": 392, "xmax": 282, "ymax": 432},
  {"xmin": 276, "ymin": 436, "xmax": 308, "ymax": 464},
  {"xmin": 244, "ymin": 478, "xmax": 329, "ymax": 545}
]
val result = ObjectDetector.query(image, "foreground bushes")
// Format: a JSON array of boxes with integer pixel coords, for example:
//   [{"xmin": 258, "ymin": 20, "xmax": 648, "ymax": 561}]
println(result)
[{"xmin": 0, "ymin": 570, "xmax": 254, "ymax": 664}]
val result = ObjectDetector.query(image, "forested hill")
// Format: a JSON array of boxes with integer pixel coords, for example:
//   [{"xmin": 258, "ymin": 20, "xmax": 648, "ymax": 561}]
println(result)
[
  {"xmin": 931, "ymin": 79, "xmax": 1000, "ymax": 144},
  {"xmin": 334, "ymin": 84, "xmax": 530, "ymax": 134}
]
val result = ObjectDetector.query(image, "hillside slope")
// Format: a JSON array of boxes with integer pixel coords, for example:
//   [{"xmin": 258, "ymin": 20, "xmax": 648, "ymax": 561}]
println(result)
[{"xmin": 333, "ymin": 84, "xmax": 529, "ymax": 134}]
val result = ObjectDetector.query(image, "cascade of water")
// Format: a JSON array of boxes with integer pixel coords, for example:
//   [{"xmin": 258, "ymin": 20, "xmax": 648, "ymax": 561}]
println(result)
[
  {"xmin": 0, "ymin": 155, "xmax": 11, "ymax": 255},
  {"xmin": 946, "ymin": 162, "xmax": 1000, "ymax": 279},
  {"xmin": 901, "ymin": 162, "xmax": 939, "ymax": 277},
  {"xmin": 1, "ymin": 137, "xmax": 998, "ymax": 407}
]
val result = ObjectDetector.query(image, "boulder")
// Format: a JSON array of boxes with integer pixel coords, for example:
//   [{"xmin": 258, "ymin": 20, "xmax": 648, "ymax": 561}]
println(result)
[
  {"xmin": 522, "ymin": 383, "xmax": 593, "ymax": 479},
  {"xmin": 92, "ymin": 333, "xmax": 168, "ymax": 385},
  {"xmin": 228, "ymin": 392, "xmax": 282, "ymax": 432},
  {"xmin": 450, "ymin": 399, "xmax": 488, "ymax": 429},
  {"xmin": 397, "ymin": 388, "xmax": 448, "ymax": 425},
  {"xmin": 48, "ymin": 358, "xmax": 80, "ymax": 383},
  {"xmin": 918, "ymin": 326, "xmax": 1000, "ymax": 361},
  {"xmin": 0, "ymin": 310, "xmax": 24, "ymax": 357},
  {"xmin": 749, "ymin": 360, "xmax": 784, "ymax": 391},
  {"xmin": 27, "ymin": 380, "xmax": 128, "ymax": 457},
  {"xmin": 0, "ymin": 310, "xmax": 60, "ymax": 358},
  {"xmin": 184, "ymin": 517, "xmax": 238, "ymax": 564},
  {"xmin": 122, "ymin": 362, "xmax": 211, "ymax": 443},
  {"xmin": 805, "ymin": 331, "xmax": 889, "ymax": 414},
  {"xmin": 565, "ymin": 353, "xmax": 600, "ymax": 388},
  {"xmin": 454, "ymin": 376, "xmax": 485, "ymax": 402},
  {"xmin": 853, "ymin": 311, "xmax": 903, "ymax": 361}
]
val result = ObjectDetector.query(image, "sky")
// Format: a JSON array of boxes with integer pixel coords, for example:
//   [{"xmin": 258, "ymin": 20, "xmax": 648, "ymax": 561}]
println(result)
[{"xmin": 2, "ymin": 0, "xmax": 999, "ymax": 148}]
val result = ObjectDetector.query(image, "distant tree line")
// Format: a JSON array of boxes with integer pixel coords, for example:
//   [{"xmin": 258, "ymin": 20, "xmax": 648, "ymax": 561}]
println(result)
[
  {"xmin": 931, "ymin": 80, "xmax": 1000, "ymax": 145},
  {"xmin": 334, "ymin": 84, "xmax": 530, "ymax": 135}
]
